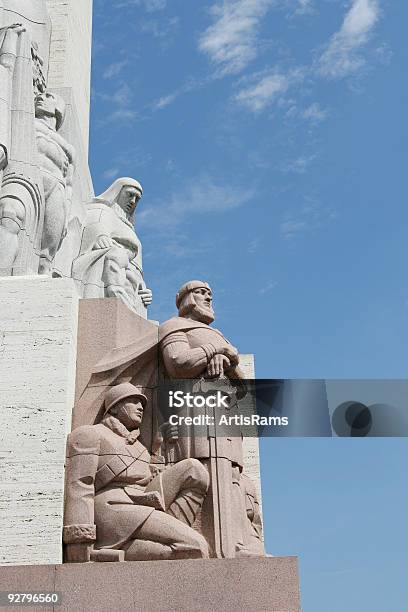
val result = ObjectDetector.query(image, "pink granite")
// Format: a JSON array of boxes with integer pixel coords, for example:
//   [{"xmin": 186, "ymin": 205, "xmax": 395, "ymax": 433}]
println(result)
[{"xmin": 0, "ymin": 557, "xmax": 301, "ymax": 611}]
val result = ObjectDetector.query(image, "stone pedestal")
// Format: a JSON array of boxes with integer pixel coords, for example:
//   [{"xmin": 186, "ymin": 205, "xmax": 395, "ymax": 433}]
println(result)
[
  {"xmin": 0, "ymin": 276, "xmax": 79, "ymax": 566},
  {"xmin": 0, "ymin": 557, "xmax": 301, "ymax": 611}
]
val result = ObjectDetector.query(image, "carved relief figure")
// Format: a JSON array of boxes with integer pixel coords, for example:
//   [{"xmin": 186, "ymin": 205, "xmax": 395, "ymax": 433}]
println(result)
[
  {"xmin": 159, "ymin": 281, "xmax": 265, "ymax": 558},
  {"xmin": 64, "ymin": 383, "xmax": 209, "ymax": 562},
  {"xmin": 35, "ymin": 91, "xmax": 75, "ymax": 274},
  {"xmin": 0, "ymin": 13, "xmax": 75, "ymax": 275},
  {"xmin": 72, "ymin": 178, "xmax": 152, "ymax": 317}
]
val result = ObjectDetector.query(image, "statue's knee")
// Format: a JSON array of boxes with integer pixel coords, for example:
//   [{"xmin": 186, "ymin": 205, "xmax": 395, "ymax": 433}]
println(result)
[{"xmin": 184, "ymin": 458, "xmax": 210, "ymax": 491}]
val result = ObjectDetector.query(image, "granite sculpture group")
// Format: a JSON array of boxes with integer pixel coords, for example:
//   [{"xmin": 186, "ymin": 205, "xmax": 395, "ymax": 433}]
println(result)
[
  {"xmin": 63, "ymin": 280, "xmax": 265, "ymax": 561},
  {"xmin": 0, "ymin": 0, "xmax": 264, "ymax": 564}
]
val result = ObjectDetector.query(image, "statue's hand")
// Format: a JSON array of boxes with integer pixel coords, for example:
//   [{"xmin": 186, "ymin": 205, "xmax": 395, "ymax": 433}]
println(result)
[
  {"xmin": 221, "ymin": 345, "xmax": 239, "ymax": 367},
  {"xmin": 139, "ymin": 287, "xmax": 153, "ymax": 307},
  {"xmin": 206, "ymin": 354, "xmax": 231, "ymax": 378},
  {"xmin": 94, "ymin": 235, "xmax": 113, "ymax": 249},
  {"xmin": 65, "ymin": 543, "xmax": 92, "ymax": 563},
  {"xmin": 159, "ymin": 421, "xmax": 179, "ymax": 443}
]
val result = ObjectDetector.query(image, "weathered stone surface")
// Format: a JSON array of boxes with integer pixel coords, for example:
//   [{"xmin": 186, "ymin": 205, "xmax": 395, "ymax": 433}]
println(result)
[
  {"xmin": 73, "ymin": 298, "xmax": 159, "ymax": 430},
  {"xmin": 0, "ymin": 557, "xmax": 301, "ymax": 611},
  {"xmin": 46, "ymin": 0, "xmax": 93, "ymax": 157},
  {"xmin": 0, "ymin": 276, "xmax": 79, "ymax": 566}
]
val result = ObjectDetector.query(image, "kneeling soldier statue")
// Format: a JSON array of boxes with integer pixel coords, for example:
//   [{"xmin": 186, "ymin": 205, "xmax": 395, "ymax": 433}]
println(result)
[{"xmin": 63, "ymin": 382, "xmax": 209, "ymax": 562}]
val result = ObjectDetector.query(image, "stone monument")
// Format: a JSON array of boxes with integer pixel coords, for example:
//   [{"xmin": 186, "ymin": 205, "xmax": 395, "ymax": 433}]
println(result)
[
  {"xmin": 72, "ymin": 177, "xmax": 152, "ymax": 317},
  {"xmin": 159, "ymin": 280, "xmax": 264, "ymax": 558},
  {"xmin": 0, "ymin": 2, "xmax": 301, "ymax": 610}
]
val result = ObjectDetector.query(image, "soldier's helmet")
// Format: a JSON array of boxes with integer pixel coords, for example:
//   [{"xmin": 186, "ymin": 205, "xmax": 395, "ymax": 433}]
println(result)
[{"xmin": 104, "ymin": 382, "xmax": 148, "ymax": 415}]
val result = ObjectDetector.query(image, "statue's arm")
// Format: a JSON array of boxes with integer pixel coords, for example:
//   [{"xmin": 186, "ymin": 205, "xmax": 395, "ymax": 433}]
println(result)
[
  {"xmin": 63, "ymin": 426, "xmax": 100, "ymax": 562},
  {"xmin": 161, "ymin": 332, "xmax": 217, "ymax": 378},
  {"xmin": 0, "ymin": 24, "xmax": 25, "ymax": 70}
]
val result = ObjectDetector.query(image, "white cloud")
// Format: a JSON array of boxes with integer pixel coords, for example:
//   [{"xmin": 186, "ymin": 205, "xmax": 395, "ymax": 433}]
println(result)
[
  {"xmin": 154, "ymin": 92, "xmax": 179, "ymax": 110},
  {"xmin": 115, "ymin": 0, "xmax": 167, "ymax": 11},
  {"xmin": 302, "ymin": 102, "xmax": 328, "ymax": 122},
  {"xmin": 138, "ymin": 175, "xmax": 255, "ymax": 231},
  {"xmin": 259, "ymin": 280, "xmax": 277, "ymax": 295},
  {"xmin": 293, "ymin": 0, "xmax": 314, "ymax": 16},
  {"xmin": 103, "ymin": 59, "xmax": 128, "ymax": 79},
  {"xmin": 151, "ymin": 76, "xmax": 211, "ymax": 111},
  {"xmin": 317, "ymin": 0, "xmax": 380, "ymax": 79},
  {"xmin": 101, "ymin": 148, "xmax": 152, "ymax": 182},
  {"xmin": 234, "ymin": 71, "xmax": 292, "ymax": 112},
  {"xmin": 198, "ymin": 0, "xmax": 273, "ymax": 76},
  {"xmin": 280, "ymin": 198, "xmax": 337, "ymax": 239},
  {"xmin": 94, "ymin": 83, "xmax": 139, "ymax": 125},
  {"xmin": 280, "ymin": 219, "xmax": 308, "ymax": 239},
  {"xmin": 102, "ymin": 167, "xmax": 120, "ymax": 181},
  {"xmin": 283, "ymin": 154, "xmax": 317, "ymax": 174}
]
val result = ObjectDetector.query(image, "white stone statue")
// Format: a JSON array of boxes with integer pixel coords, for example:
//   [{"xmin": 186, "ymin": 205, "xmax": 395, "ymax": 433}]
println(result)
[
  {"xmin": 72, "ymin": 178, "xmax": 153, "ymax": 317},
  {"xmin": 0, "ymin": 6, "xmax": 76, "ymax": 276},
  {"xmin": 35, "ymin": 91, "xmax": 75, "ymax": 275}
]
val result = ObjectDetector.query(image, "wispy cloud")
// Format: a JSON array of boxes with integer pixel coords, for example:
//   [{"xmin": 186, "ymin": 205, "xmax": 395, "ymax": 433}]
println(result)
[
  {"xmin": 151, "ymin": 76, "xmax": 209, "ymax": 111},
  {"xmin": 138, "ymin": 175, "xmax": 255, "ymax": 231},
  {"xmin": 302, "ymin": 102, "xmax": 328, "ymax": 123},
  {"xmin": 280, "ymin": 197, "xmax": 337, "ymax": 239},
  {"xmin": 114, "ymin": 0, "xmax": 167, "ymax": 11},
  {"xmin": 234, "ymin": 71, "xmax": 290, "ymax": 111},
  {"xmin": 317, "ymin": 0, "xmax": 380, "ymax": 79},
  {"xmin": 234, "ymin": 67, "xmax": 305, "ymax": 112},
  {"xmin": 100, "ymin": 147, "xmax": 152, "ymax": 184},
  {"xmin": 103, "ymin": 59, "xmax": 129, "ymax": 79},
  {"xmin": 259, "ymin": 280, "xmax": 277, "ymax": 295},
  {"xmin": 94, "ymin": 83, "xmax": 138, "ymax": 125},
  {"xmin": 283, "ymin": 153, "xmax": 317, "ymax": 174},
  {"xmin": 293, "ymin": 0, "xmax": 315, "ymax": 16},
  {"xmin": 142, "ymin": 16, "xmax": 179, "ymax": 43},
  {"xmin": 198, "ymin": 0, "xmax": 273, "ymax": 76}
]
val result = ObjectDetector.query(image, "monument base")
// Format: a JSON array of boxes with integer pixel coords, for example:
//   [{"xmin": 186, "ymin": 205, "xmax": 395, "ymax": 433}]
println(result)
[
  {"xmin": 0, "ymin": 557, "xmax": 300, "ymax": 611},
  {"xmin": 0, "ymin": 276, "xmax": 79, "ymax": 566}
]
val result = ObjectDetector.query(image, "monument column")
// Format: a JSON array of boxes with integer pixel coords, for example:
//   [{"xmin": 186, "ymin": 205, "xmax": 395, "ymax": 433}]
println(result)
[{"xmin": 46, "ymin": 0, "xmax": 93, "ymax": 156}]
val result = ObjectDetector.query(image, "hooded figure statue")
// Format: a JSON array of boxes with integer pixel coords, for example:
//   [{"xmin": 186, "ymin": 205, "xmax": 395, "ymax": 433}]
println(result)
[{"xmin": 72, "ymin": 177, "xmax": 152, "ymax": 317}]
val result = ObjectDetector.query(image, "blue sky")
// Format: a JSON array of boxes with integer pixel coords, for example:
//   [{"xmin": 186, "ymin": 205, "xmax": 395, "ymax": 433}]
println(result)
[{"xmin": 89, "ymin": 2, "xmax": 408, "ymax": 609}]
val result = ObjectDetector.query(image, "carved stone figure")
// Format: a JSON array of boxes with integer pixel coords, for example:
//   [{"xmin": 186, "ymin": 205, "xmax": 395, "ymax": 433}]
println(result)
[
  {"xmin": 64, "ymin": 382, "xmax": 209, "ymax": 562},
  {"xmin": 160, "ymin": 280, "xmax": 244, "ymax": 381},
  {"xmin": 159, "ymin": 281, "xmax": 265, "ymax": 558},
  {"xmin": 72, "ymin": 178, "xmax": 152, "ymax": 317},
  {"xmin": 0, "ymin": 8, "xmax": 75, "ymax": 276},
  {"xmin": 0, "ymin": 22, "xmax": 42, "ymax": 276},
  {"xmin": 35, "ymin": 91, "xmax": 75, "ymax": 274}
]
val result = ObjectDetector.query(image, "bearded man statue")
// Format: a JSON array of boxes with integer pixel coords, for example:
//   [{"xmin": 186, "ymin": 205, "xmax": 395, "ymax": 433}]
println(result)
[{"xmin": 159, "ymin": 281, "xmax": 265, "ymax": 559}]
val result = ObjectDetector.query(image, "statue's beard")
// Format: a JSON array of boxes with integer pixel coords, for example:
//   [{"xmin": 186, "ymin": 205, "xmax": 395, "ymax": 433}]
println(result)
[{"xmin": 192, "ymin": 303, "xmax": 215, "ymax": 325}]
